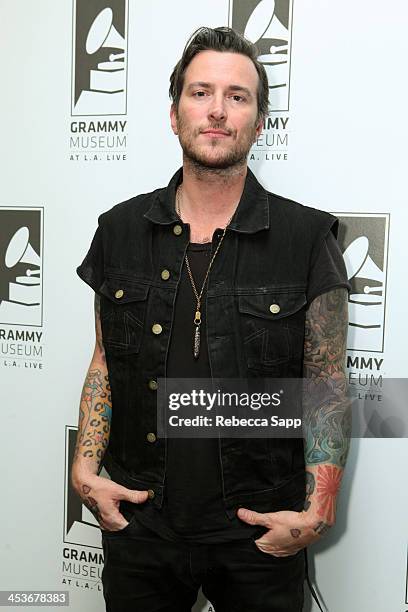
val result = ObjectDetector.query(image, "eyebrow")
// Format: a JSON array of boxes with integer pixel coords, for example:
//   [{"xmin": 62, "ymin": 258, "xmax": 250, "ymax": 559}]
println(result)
[{"xmin": 186, "ymin": 82, "xmax": 253, "ymax": 98}]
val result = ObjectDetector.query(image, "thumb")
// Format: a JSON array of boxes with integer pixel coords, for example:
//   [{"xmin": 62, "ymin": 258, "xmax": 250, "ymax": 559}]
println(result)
[
  {"xmin": 237, "ymin": 507, "xmax": 271, "ymax": 528},
  {"xmin": 116, "ymin": 485, "xmax": 149, "ymax": 504}
]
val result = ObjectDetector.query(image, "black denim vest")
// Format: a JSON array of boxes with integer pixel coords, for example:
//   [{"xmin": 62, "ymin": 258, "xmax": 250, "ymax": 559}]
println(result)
[{"xmin": 77, "ymin": 168, "xmax": 338, "ymax": 519}]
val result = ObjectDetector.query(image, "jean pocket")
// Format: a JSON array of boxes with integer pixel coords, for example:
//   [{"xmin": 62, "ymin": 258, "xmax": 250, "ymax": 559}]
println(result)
[
  {"xmin": 238, "ymin": 289, "xmax": 306, "ymax": 371},
  {"xmin": 99, "ymin": 276, "xmax": 149, "ymax": 355},
  {"xmin": 101, "ymin": 510, "xmax": 138, "ymax": 538}
]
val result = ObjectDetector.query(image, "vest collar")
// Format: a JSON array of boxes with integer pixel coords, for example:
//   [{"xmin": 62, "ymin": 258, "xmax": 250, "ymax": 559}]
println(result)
[{"xmin": 143, "ymin": 166, "xmax": 270, "ymax": 234}]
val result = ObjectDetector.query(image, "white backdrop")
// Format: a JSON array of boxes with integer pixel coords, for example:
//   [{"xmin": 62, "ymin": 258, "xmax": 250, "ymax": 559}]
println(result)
[{"xmin": 1, "ymin": 1, "xmax": 407, "ymax": 611}]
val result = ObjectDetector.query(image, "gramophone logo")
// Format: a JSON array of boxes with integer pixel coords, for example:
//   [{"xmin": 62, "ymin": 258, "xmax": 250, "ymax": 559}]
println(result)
[
  {"xmin": 336, "ymin": 213, "xmax": 390, "ymax": 353},
  {"xmin": 229, "ymin": 0, "xmax": 294, "ymax": 112},
  {"xmin": 64, "ymin": 426, "xmax": 102, "ymax": 548},
  {"xmin": 71, "ymin": 0, "xmax": 128, "ymax": 116},
  {"xmin": 0, "ymin": 208, "xmax": 43, "ymax": 326}
]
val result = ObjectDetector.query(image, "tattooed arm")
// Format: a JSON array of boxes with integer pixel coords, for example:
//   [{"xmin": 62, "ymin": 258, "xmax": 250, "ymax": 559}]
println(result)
[
  {"xmin": 237, "ymin": 288, "xmax": 350, "ymax": 556},
  {"xmin": 302, "ymin": 287, "xmax": 351, "ymax": 532},
  {"xmin": 71, "ymin": 295, "xmax": 148, "ymax": 530},
  {"xmin": 72, "ymin": 295, "xmax": 110, "ymax": 475}
]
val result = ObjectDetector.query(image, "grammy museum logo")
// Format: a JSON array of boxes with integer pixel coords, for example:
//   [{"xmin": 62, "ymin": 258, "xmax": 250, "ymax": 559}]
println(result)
[
  {"xmin": 336, "ymin": 213, "xmax": 390, "ymax": 405},
  {"xmin": 229, "ymin": 0, "xmax": 294, "ymax": 162},
  {"xmin": 69, "ymin": 0, "xmax": 129, "ymax": 162},
  {"xmin": 0, "ymin": 207, "xmax": 44, "ymax": 370}
]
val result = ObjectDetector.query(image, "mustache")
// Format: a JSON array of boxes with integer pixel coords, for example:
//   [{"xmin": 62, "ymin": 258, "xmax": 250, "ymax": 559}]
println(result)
[{"xmin": 198, "ymin": 124, "xmax": 234, "ymax": 136}]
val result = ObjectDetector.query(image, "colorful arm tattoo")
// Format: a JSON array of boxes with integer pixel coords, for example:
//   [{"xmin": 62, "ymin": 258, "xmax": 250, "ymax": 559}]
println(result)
[
  {"xmin": 73, "ymin": 295, "xmax": 111, "ymax": 470},
  {"xmin": 302, "ymin": 287, "xmax": 351, "ymax": 525},
  {"xmin": 303, "ymin": 287, "xmax": 351, "ymax": 467}
]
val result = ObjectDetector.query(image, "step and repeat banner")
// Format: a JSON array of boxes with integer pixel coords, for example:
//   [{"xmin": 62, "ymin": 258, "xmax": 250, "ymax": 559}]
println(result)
[{"xmin": 1, "ymin": 1, "xmax": 407, "ymax": 611}]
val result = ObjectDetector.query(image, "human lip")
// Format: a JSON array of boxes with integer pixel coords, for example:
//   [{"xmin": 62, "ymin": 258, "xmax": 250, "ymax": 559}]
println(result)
[{"xmin": 200, "ymin": 129, "xmax": 231, "ymax": 138}]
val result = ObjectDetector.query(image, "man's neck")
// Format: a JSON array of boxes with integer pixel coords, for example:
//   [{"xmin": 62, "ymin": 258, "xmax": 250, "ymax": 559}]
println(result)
[{"xmin": 179, "ymin": 157, "xmax": 247, "ymax": 231}]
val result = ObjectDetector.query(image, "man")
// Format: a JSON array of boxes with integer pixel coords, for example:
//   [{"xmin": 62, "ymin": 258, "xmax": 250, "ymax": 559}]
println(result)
[{"xmin": 73, "ymin": 27, "xmax": 351, "ymax": 612}]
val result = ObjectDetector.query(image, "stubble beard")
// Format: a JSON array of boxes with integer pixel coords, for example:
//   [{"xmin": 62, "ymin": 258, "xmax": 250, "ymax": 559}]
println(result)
[{"xmin": 175, "ymin": 112, "xmax": 257, "ymax": 178}]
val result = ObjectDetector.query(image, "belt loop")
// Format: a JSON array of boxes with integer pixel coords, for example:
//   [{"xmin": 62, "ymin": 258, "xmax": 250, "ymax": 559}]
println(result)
[{"xmin": 304, "ymin": 547, "xmax": 325, "ymax": 612}]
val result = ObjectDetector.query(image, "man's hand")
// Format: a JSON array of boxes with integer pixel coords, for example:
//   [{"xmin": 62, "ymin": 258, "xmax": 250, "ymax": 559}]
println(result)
[
  {"xmin": 237, "ymin": 507, "xmax": 331, "ymax": 557},
  {"xmin": 73, "ymin": 472, "xmax": 149, "ymax": 531}
]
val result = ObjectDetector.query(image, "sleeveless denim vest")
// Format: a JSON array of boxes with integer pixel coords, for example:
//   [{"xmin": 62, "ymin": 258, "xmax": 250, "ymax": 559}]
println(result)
[{"xmin": 77, "ymin": 168, "xmax": 338, "ymax": 519}]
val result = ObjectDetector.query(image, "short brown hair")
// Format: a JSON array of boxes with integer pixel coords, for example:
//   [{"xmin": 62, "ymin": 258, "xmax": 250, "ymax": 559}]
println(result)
[{"xmin": 169, "ymin": 26, "xmax": 269, "ymax": 122}]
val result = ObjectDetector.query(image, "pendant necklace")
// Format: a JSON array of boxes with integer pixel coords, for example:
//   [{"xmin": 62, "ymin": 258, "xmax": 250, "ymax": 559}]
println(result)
[{"xmin": 176, "ymin": 184, "xmax": 233, "ymax": 359}]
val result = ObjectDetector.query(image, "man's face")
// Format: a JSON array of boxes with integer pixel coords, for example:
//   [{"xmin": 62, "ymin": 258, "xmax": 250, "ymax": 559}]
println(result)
[{"xmin": 170, "ymin": 50, "xmax": 263, "ymax": 170}]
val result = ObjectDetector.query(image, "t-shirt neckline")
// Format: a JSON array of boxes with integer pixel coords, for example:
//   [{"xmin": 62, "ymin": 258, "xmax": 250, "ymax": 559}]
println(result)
[{"xmin": 188, "ymin": 241, "xmax": 212, "ymax": 252}]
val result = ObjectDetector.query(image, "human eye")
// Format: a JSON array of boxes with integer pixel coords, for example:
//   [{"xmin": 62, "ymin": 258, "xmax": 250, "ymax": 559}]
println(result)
[
  {"xmin": 193, "ymin": 90, "xmax": 208, "ymax": 98},
  {"xmin": 230, "ymin": 94, "xmax": 246, "ymax": 103}
]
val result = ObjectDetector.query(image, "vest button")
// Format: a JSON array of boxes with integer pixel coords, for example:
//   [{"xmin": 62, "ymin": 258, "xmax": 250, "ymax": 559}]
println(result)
[
  {"xmin": 269, "ymin": 303, "xmax": 280, "ymax": 314},
  {"xmin": 115, "ymin": 289, "xmax": 124, "ymax": 299},
  {"xmin": 161, "ymin": 269, "xmax": 170, "ymax": 280},
  {"xmin": 148, "ymin": 379, "xmax": 158, "ymax": 391},
  {"xmin": 146, "ymin": 432, "xmax": 156, "ymax": 443},
  {"xmin": 173, "ymin": 224, "xmax": 182, "ymax": 236},
  {"xmin": 151, "ymin": 323, "xmax": 163, "ymax": 335},
  {"xmin": 147, "ymin": 489, "xmax": 155, "ymax": 499}
]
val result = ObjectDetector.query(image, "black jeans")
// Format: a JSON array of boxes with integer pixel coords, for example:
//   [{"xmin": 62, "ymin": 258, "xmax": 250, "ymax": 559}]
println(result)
[{"xmin": 101, "ymin": 517, "xmax": 305, "ymax": 612}]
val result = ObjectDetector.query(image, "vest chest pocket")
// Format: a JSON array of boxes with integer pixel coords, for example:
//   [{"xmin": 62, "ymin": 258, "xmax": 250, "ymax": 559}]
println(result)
[
  {"xmin": 99, "ymin": 277, "xmax": 149, "ymax": 355},
  {"xmin": 238, "ymin": 290, "xmax": 306, "ymax": 370}
]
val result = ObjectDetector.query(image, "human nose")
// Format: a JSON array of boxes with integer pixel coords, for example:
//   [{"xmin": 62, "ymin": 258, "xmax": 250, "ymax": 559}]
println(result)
[{"xmin": 208, "ymin": 93, "xmax": 227, "ymax": 123}]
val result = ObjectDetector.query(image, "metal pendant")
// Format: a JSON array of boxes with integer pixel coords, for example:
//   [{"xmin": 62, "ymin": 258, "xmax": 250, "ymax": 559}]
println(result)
[{"xmin": 193, "ymin": 325, "xmax": 200, "ymax": 359}]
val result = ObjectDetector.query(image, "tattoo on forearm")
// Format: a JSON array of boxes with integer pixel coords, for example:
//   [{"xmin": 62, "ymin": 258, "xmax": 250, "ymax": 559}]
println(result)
[
  {"xmin": 73, "ymin": 368, "xmax": 112, "ymax": 466},
  {"xmin": 313, "ymin": 521, "xmax": 331, "ymax": 536},
  {"xmin": 304, "ymin": 464, "xmax": 342, "ymax": 525},
  {"xmin": 303, "ymin": 288, "xmax": 351, "ymax": 468},
  {"xmin": 304, "ymin": 471, "xmax": 315, "ymax": 511},
  {"xmin": 315, "ymin": 464, "xmax": 341, "ymax": 523},
  {"xmin": 81, "ymin": 484, "xmax": 103, "ymax": 523}
]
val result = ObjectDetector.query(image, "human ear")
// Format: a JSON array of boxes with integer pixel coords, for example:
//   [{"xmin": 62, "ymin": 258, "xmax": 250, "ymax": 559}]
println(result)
[
  {"xmin": 170, "ymin": 104, "xmax": 179, "ymax": 135},
  {"xmin": 255, "ymin": 117, "xmax": 264, "ymax": 139}
]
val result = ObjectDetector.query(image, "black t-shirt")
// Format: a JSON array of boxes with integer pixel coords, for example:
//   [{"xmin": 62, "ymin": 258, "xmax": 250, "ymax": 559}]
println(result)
[
  {"xmin": 131, "ymin": 240, "xmax": 257, "ymax": 543},
  {"xmin": 130, "ymin": 230, "xmax": 350, "ymax": 543}
]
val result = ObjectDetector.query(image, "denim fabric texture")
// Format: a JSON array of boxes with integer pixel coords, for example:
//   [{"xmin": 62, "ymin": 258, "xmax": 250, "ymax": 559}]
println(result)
[
  {"xmin": 77, "ymin": 167, "xmax": 340, "ymax": 520},
  {"xmin": 101, "ymin": 511, "xmax": 306, "ymax": 612}
]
